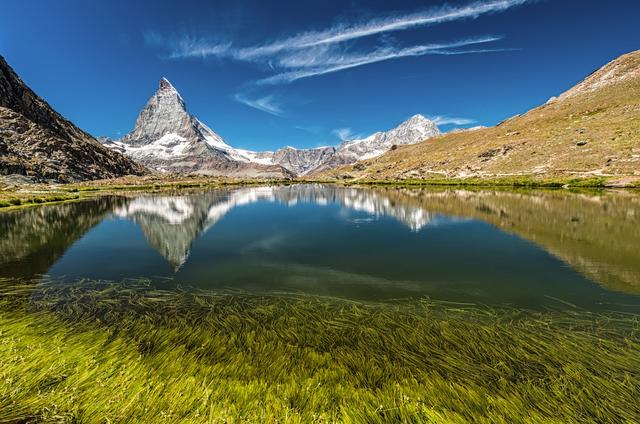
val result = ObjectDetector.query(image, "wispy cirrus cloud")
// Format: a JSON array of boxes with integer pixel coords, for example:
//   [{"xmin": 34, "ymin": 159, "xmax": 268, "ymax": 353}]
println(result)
[
  {"xmin": 145, "ymin": 0, "xmax": 533, "ymax": 115},
  {"xmin": 256, "ymin": 36, "xmax": 506, "ymax": 85},
  {"xmin": 144, "ymin": 31, "xmax": 232, "ymax": 59},
  {"xmin": 429, "ymin": 115, "xmax": 477, "ymax": 126},
  {"xmin": 233, "ymin": 93, "xmax": 284, "ymax": 116},
  {"xmin": 332, "ymin": 127, "xmax": 362, "ymax": 141},
  {"xmin": 295, "ymin": 125, "xmax": 323, "ymax": 134},
  {"xmin": 161, "ymin": 0, "xmax": 531, "ymax": 60}
]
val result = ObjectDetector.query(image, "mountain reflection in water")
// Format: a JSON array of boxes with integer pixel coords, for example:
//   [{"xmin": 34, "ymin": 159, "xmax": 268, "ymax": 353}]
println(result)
[
  {"xmin": 111, "ymin": 185, "xmax": 436, "ymax": 269},
  {"xmin": 1, "ymin": 185, "xmax": 639, "ymax": 307}
]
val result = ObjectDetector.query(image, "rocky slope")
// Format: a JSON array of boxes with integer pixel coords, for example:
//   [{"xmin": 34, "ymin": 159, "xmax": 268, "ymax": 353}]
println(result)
[
  {"xmin": 322, "ymin": 50, "xmax": 640, "ymax": 183},
  {"xmin": 0, "ymin": 55, "xmax": 145, "ymax": 182},
  {"xmin": 266, "ymin": 146, "xmax": 339, "ymax": 176},
  {"xmin": 107, "ymin": 78, "xmax": 293, "ymax": 178}
]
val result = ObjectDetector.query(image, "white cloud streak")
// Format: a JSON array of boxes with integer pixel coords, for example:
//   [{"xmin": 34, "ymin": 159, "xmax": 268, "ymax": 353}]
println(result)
[
  {"xmin": 234, "ymin": 0, "xmax": 530, "ymax": 59},
  {"xmin": 295, "ymin": 125, "xmax": 322, "ymax": 134},
  {"xmin": 148, "ymin": 0, "xmax": 530, "ymax": 64},
  {"xmin": 332, "ymin": 128, "xmax": 358, "ymax": 140},
  {"xmin": 144, "ymin": 31, "xmax": 232, "ymax": 59},
  {"xmin": 430, "ymin": 115, "xmax": 477, "ymax": 125},
  {"xmin": 256, "ymin": 36, "xmax": 504, "ymax": 85},
  {"xmin": 234, "ymin": 93, "xmax": 284, "ymax": 116}
]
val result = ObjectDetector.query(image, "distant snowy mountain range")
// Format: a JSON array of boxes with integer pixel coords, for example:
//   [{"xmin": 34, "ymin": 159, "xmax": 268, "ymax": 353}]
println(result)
[{"xmin": 101, "ymin": 78, "xmax": 441, "ymax": 177}]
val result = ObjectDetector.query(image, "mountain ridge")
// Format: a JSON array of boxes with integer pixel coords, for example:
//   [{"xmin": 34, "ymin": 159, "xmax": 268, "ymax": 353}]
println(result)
[
  {"xmin": 268, "ymin": 113, "xmax": 440, "ymax": 175},
  {"xmin": 102, "ymin": 79, "xmax": 441, "ymax": 177}
]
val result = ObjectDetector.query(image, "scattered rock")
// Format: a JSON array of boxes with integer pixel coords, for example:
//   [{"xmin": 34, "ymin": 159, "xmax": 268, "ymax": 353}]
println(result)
[
  {"xmin": 479, "ymin": 148, "xmax": 501, "ymax": 160},
  {"xmin": 576, "ymin": 140, "xmax": 589, "ymax": 146},
  {"xmin": 0, "ymin": 173, "xmax": 37, "ymax": 186},
  {"xmin": 352, "ymin": 162, "xmax": 366, "ymax": 171},
  {"xmin": 478, "ymin": 144, "xmax": 514, "ymax": 161}
]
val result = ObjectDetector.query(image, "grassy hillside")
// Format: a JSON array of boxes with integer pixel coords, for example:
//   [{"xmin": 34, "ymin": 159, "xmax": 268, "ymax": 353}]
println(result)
[{"xmin": 321, "ymin": 51, "xmax": 640, "ymax": 185}]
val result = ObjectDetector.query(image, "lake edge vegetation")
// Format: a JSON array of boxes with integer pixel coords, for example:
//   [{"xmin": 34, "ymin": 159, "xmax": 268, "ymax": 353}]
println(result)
[{"xmin": 2, "ymin": 174, "xmax": 638, "ymax": 212}]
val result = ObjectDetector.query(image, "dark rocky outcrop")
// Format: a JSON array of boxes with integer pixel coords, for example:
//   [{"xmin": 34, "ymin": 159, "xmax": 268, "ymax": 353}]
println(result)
[{"xmin": 0, "ymin": 55, "xmax": 146, "ymax": 182}]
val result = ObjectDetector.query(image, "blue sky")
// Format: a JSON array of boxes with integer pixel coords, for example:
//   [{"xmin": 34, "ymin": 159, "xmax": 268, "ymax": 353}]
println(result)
[{"xmin": 1, "ymin": 0, "xmax": 639, "ymax": 151}]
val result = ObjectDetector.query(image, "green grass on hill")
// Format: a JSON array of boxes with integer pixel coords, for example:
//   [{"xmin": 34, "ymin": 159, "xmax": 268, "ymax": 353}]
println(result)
[
  {"xmin": 0, "ymin": 194, "xmax": 81, "ymax": 209},
  {"xmin": 1, "ymin": 279, "xmax": 638, "ymax": 423},
  {"xmin": 342, "ymin": 176, "xmax": 612, "ymax": 188}
]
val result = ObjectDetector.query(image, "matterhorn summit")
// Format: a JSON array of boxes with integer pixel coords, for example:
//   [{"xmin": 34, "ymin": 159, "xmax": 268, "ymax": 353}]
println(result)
[
  {"xmin": 105, "ymin": 78, "xmax": 293, "ymax": 177},
  {"xmin": 119, "ymin": 77, "xmax": 193, "ymax": 147}
]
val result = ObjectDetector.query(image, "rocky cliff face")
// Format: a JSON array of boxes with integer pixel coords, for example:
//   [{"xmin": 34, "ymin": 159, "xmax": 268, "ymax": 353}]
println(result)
[
  {"xmin": 0, "ymin": 55, "xmax": 146, "ymax": 182},
  {"xmin": 109, "ymin": 78, "xmax": 293, "ymax": 178},
  {"xmin": 269, "ymin": 146, "xmax": 339, "ymax": 175}
]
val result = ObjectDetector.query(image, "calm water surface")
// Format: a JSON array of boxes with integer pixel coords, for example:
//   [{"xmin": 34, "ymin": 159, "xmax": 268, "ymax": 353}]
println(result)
[{"xmin": 1, "ymin": 184, "xmax": 639, "ymax": 312}]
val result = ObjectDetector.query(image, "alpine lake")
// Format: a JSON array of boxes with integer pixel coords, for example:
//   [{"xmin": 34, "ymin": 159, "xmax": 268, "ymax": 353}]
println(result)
[{"xmin": 1, "ymin": 184, "xmax": 639, "ymax": 422}]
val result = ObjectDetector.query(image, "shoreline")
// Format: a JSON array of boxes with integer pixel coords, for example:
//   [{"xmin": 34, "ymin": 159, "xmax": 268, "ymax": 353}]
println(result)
[{"xmin": 1, "ymin": 174, "xmax": 639, "ymax": 212}]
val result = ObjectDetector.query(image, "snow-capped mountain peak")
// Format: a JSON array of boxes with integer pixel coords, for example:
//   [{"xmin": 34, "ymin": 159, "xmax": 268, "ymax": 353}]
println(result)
[
  {"xmin": 252, "ymin": 115, "xmax": 441, "ymax": 175},
  {"xmin": 398, "ymin": 114, "xmax": 437, "ymax": 133},
  {"xmin": 159, "ymin": 77, "xmax": 175, "ymax": 90},
  {"xmin": 104, "ymin": 78, "xmax": 292, "ymax": 178}
]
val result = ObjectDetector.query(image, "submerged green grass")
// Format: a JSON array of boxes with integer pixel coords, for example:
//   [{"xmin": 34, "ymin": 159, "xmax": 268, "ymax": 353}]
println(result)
[{"xmin": 0, "ymin": 279, "xmax": 638, "ymax": 423}]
